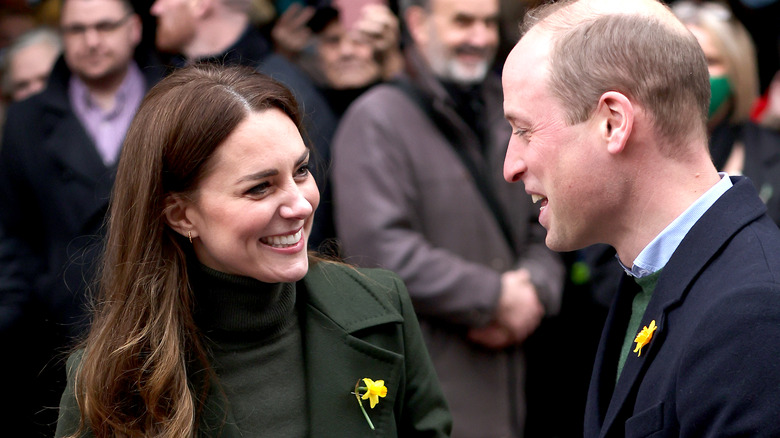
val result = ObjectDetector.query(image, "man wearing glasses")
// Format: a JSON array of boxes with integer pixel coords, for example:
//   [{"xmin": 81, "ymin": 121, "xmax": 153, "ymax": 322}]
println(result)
[{"xmin": 0, "ymin": 0, "xmax": 162, "ymax": 434}]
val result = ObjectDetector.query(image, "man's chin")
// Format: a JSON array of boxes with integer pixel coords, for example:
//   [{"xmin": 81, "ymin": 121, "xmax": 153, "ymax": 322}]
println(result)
[
  {"xmin": 74, "ymin": 69, "xmax": 110, "ymax": 83},
  {"xmin": 446, "ymin": 62, "xmax": 491, "ymax": 85}
]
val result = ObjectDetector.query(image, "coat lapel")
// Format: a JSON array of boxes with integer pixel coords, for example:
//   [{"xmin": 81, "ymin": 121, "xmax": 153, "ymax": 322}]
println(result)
[
  {"xmin": 43, "ymin": 109, "xmax": 108, "ymax": 187},
  {"xmin": 597, "ymin": 177, "xmax": 767, "ymax": 436},
  {"xmin": 301, "ymin": 263, "xmax": 404, "ymax": 437},
  {"xmin": 585, "ymin": 275, "xmax": 634, "ymax": 435}
]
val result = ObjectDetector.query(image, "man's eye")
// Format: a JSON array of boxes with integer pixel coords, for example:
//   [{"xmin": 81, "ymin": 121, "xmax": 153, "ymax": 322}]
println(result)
[
  {"xmin": 95, "ymin": 22, "xmax": 115, "ymax": 32},
  {"xmin": 514, "ymin": 129, "xmax": 529, "ymax": 137}
]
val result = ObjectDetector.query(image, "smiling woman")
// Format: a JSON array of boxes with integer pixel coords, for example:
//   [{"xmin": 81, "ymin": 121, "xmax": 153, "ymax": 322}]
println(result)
[
  {"xmin": 54, "ymin": 64, "xmax": 451, "ymax": 438},
  {"xmin": 165, "ymin": 109, "xmax": 319, "ymax": 283}
]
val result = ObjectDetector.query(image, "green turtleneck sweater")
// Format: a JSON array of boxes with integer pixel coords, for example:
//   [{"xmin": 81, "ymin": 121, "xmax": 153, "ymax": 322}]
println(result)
[{"xmin": 190, "ymin": 262, "xmax": 307, "ymax": 437}]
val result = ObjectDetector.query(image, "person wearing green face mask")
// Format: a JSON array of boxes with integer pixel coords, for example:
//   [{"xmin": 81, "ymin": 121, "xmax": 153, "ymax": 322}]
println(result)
[
  {"xmin": 672, "ymin": 1, "xmax": 759, "ymax": 169},
  {"xmin": 708, "ymin": 74, "xmax": 733, "ymax": 120},
  {"xmin": 672, "ymin": 1, "xmax": 780, "ymax": 227}
]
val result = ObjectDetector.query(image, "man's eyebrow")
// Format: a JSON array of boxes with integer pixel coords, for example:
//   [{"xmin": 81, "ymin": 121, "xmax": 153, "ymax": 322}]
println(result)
[{"xmin": 505, "ymin": 112, "xmax": 525, "ymax": 125}]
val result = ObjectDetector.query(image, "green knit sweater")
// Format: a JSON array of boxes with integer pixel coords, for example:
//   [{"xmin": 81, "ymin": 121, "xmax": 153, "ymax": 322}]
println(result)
[
  {"xmin": 191, "ymin": 262, "xmax": 307, "ymax": 437},
  {"xmin": 616, "ymin": 270, "xmax": 662, "ymax": 381}
]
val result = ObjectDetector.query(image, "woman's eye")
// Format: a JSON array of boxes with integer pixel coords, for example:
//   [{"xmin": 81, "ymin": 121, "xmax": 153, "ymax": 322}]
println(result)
[
  {"xmin": 295, "ymin": 163, "xmax": 311, "ymax": 178},
  {"xmin": 246, "ymin": 182, "xmax": 270, "ymax": 196}
]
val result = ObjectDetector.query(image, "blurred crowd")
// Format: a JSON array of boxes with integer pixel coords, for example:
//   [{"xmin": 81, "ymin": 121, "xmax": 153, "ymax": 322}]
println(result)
[{"xmin": 0, "ymin": 0, "xmax": 778, "ymax": 436}]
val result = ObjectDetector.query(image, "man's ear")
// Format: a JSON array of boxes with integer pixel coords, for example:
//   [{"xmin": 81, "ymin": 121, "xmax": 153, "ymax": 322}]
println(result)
[
  {"xmin": 164, "ymin": 194, "xmax": 196, "ymax": 240},
  {"xmin": 404, "ymin": 5, "xmax": 429, "ymax": 47},
  {"xmin": 189, "ymin": 0, "xmax": 212, "ymax": 18},
  {"xmin": 128, "ymin": 14, "xmax": 143, "ymax": 47},
  {"xmin": 596, "ymin": 91, "xmax": 634, "ymax": 155}
]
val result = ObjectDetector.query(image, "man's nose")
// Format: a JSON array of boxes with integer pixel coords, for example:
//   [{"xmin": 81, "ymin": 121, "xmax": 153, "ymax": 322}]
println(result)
[
  {"xmin": 83, "ymin": 27, "xmax": 101, "ymax": 47},
  {"xmin": 503, "ymin": 139, "xmax": 527, "ymax": 183},
  {"xmin": 468, "ymin": 21, "xmax": 497, "ymax": 48}
]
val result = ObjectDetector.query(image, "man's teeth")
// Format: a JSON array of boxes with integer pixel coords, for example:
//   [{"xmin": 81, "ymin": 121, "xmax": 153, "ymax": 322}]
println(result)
[
  {"xmin": 531, "ymin": 195, "xmax": 545, "ymax": 204},
  {"xmin": 262, "ymin": 229, "xmax": 302, "ymax": 247}
]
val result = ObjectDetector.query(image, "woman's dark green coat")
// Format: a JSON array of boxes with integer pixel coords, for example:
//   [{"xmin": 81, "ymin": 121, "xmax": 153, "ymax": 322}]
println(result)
[{"xmin": 55, "ymin": 262, "xmax": 452, "ymax": 437}]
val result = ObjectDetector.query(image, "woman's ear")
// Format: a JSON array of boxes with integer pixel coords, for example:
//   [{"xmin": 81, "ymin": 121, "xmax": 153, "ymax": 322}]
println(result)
[
  {"xmin": 164, "ymin": 194, "xmax": 195, "ymax": 240},
  {"xmin": 596, "ymin": 91, "xmax": 634, "ymax": 155}
]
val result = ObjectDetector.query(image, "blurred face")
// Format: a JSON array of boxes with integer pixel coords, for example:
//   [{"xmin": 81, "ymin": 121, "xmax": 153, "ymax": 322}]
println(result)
[
  {"xmin": 183, "ymin": 109, "xmax": 320, "ymax": 283},
  {"xmin": 687, "ymin": 24, "xmax": 726, "ymax": 77},
  {"xmin": 317, "ymin": 20, "xmax": 381, "ymax": 89},
  {"xmin": 60, "ymin": 0, "xmax": 140, "ymax": 85},
  {"xmin": 150, "ymin": 0, "xmax": 196, "ymax": 54},
  {"xmin": 416, "ymin": 0, "xmax": 499, "ymax": 85},
  {"xmin": 8, "ymin": 41, "xmax": 60, "ymax": 101},
  {"xmin": 503, "ymin": 30, "xmax": 613, "ymax": 252}
]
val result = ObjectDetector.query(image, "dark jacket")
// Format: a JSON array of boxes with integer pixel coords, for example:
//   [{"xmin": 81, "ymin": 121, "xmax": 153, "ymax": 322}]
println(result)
[
  {"xmin": 0, "ymin": 56, "xmax": 162, "ymax": 434},
  {"xmin": 741, "ymin": 121, "xmax": 780, "ymax": 226},
  {"xmin": 584, "ymin": 177, "xmax": 780, "ymax": 437},
  {"xmin": 55, "ymin": 262, "xmax": 452, "ymax": 437}
]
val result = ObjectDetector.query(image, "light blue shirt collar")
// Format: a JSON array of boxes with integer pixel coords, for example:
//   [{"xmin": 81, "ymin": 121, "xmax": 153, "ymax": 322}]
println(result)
[{"xmin": 618, "ymin": 173, "xmax": 733, "ymax": 278}]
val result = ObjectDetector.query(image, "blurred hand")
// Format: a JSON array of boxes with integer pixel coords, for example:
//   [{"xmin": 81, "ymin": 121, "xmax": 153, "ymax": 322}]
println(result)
[
  {"xmin": 468, "ymin": 322, "xmax": 515, "ymax": 349},
  {"xmin": 468, "ymin": 269, "xmax": 544, "ymax": 349},
  {"xmin": 354, "ymin": 4, "xmax": 403, "ymax": 78},
  {"xmin": 272, "ymin": 4, "xmax": 316, "ymax": 59},
  {"xmin": 354, "ymin": 4, "xmax": 399, "ymax": 57}
]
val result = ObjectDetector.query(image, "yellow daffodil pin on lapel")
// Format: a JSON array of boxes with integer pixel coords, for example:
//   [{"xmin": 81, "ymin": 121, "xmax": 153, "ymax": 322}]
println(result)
[
  {"xmin": 353, "ymin": 378, "xmax": 387, "ymax": 430},
  {"xmin": 633, "ymin": 320, "xmax": 658, "ymax": 357}
]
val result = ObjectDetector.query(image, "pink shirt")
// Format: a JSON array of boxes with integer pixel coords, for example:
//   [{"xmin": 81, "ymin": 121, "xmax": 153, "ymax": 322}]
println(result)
[{"xmin": 68, "ymin": 62, "xmax": 145, "ymax": 166}]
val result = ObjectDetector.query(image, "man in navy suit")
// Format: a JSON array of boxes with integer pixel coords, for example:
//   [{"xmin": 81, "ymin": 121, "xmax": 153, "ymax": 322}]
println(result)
[
  {"xmin": 502, "ymin": 0, "xmax": 780, "ymax": 436},
  {"xmin": 0, "ymin": 0, "xmax": 161, "ymax": 434}
]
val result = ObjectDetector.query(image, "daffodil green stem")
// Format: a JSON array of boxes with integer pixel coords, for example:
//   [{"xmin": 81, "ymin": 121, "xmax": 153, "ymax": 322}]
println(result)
[{"xmin": 354, "ymin": 383, "xmax": 376, "ymax": 430}]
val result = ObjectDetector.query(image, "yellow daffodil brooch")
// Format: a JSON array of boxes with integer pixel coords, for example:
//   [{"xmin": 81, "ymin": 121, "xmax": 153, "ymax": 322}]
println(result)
[
  {"xmin": 353, "ymin": 378, "xmax": 387, "ymax": 430},
  {"xmin": 633, "ymin": 320, "xmax": 658, "ymax": 357}
]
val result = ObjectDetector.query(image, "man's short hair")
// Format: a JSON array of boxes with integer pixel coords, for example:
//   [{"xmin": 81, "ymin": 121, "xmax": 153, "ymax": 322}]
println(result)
[
  {"xmin": 60, "ymin": 0, "xmax": 135, "ymax": 14},
  {"xmin": 523, "ymin": 2, "xmax": 710, "ymax": 153}
]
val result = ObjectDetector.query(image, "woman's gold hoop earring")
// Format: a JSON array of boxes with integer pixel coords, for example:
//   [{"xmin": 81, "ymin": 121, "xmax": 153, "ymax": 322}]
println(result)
[{"xmin": 188, "ymin": 231, "xmax": 193, "ymax": 244}]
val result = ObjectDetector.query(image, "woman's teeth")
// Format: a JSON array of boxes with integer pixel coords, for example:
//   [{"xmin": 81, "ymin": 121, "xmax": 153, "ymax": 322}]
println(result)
[
  {"xmin": 261, "ymin": 229, "xmax": 302, "ymax": 247},
  {"xmin": 531, "ymin": 194, "xmax": 546, "ymax": 204}
]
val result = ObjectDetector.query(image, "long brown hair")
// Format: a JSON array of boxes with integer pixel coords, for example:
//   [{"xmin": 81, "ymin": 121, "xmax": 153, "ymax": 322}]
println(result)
[{"xmin": 70, "ymin": 64, "xmax": 303, "ymax": 437}]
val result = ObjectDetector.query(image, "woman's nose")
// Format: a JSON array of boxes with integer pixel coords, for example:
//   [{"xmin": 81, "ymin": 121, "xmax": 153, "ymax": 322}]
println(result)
[{"xmin": 279, "ymin": 185, "xmax": 314, "ymax": 219}]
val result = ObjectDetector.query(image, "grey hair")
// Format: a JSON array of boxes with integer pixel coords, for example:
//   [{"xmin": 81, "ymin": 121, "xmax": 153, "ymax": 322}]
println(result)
[{"xmin": 1, "ymin": 27, "xmax": 62, "ymax": 99}]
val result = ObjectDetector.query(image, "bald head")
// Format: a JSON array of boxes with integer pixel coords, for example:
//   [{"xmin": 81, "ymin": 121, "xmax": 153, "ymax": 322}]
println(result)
[{"xmin": 513, "ymin": 0, "xmax": 710, "ymax": 152}]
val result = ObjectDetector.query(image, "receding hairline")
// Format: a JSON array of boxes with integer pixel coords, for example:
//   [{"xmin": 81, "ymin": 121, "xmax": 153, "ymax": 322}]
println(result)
[
  {"xmin": 514, "ymin": 0, "xmax": 710, "ymax": 151},
  {"xmin": 523, "ymin": 0, "xmax": 689, "ymax": 40},
  {"xmin": 517, "ymin": 0, "xmax": 697, "ymax": 110}
]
